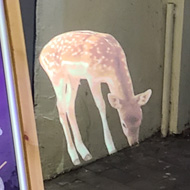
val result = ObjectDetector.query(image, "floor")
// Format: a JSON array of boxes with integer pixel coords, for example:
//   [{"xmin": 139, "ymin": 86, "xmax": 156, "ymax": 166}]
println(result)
[{"xmin": 45, "ymin": 132, "xmax": 190, "ymax": 190}]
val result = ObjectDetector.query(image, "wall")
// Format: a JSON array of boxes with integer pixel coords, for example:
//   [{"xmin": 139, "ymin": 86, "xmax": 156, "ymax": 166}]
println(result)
[
  {"xmin": 34, "ymin": 0, "xmax": 165, "ymax": 179},
  {"xmin": 178, "ymin": 0, "xmax": 190, "ymax": 132}
]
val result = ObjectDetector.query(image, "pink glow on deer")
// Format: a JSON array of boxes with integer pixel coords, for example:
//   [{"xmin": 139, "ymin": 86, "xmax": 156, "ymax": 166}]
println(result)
[{"xmin": 39, "ymin": 30, "xmax": 152, "ymax": 165}]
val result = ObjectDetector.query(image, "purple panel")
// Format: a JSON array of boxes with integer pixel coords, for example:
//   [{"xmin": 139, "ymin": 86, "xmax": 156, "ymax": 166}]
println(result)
[{"xmin": 0, "ymin": 45, "xmax": 19, "ymax": 189}]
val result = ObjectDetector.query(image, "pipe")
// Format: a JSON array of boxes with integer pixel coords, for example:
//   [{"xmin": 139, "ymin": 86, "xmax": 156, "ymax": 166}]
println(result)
[
  {"xmin": 169, "ymin": 1, "xmax": 185, "ymax": 134},
  {"xmin": 161, "ymin": 3, "xmax": 175, "ymax": 137}
]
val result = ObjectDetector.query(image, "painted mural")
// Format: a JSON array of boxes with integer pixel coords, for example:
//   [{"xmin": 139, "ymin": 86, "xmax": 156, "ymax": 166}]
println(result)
[
  {"xmin": 0, "ymin": 45, "xmax": 19, "ymax": 189},
  {"xmin": 39, "ymin": 30, "xmax": 152, "ymax": 165}
]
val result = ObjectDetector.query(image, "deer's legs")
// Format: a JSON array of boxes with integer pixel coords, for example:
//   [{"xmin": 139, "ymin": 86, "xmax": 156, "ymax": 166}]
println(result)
[
  {"xmin": 88, "ymin": 81, "xmax": 116, "ymax": 154},
  {"xmin": 53, "ymin": 79, "xmax": 80, "ymax": 165},
  {"xmin": 65, "ymin": 80, "xmax": 92, "ymax": 161}
]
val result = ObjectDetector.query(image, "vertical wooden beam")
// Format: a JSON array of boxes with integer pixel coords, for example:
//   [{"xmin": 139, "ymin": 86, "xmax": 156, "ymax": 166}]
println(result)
[{"xmin": 4, "ymin": 0, "xmax": 44, "ymax": 189}]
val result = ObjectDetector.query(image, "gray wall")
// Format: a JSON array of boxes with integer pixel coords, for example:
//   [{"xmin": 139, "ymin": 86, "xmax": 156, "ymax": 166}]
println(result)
[
  {"xmin": 178, "ymin": 0, "xmax": 190, "ymax": 132},
  {"xmin": 34, "ymin": 0, "xmax": 165, "ymax": 179}
]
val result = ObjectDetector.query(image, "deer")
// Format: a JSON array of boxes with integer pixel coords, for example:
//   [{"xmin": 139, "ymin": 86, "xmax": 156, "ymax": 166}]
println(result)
[{"xmin": 39, "ymin": 30, "xmax": 152, "ymax": 165}]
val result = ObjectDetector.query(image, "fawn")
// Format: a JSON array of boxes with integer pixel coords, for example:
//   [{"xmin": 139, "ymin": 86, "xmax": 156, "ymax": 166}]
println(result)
[{"xmin": 39, "ymin": 31, "xmax": 152, "ymax": 165}]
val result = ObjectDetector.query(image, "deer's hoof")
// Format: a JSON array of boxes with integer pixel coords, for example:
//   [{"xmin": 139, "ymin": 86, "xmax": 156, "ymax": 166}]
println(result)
[
  {"xmin": 84, "ymin": 154, "xmax": 92, "ymax": 161},
  {"xmin": 73, "ymin": 159, "xmax": 81, "ymax": 165},
  {"xmin": 109, "ymin": 149, "xmax": 117, "ymax": 155}
]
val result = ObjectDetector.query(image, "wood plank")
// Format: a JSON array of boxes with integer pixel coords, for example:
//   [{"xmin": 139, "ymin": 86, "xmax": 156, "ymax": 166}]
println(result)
[{"xmin": 4, "ymin": 0, "xmax": 44, "ymax": 189}]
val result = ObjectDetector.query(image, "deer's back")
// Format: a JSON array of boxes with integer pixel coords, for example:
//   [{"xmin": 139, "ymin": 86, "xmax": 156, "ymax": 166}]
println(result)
[{"xmin": 40, "ymin": 31, "xmax": 127, "ymax": 83}]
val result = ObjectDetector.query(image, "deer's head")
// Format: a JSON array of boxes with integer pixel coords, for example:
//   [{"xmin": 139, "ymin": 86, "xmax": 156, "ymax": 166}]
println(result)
[{"xmin": 108, "ymin": 89, "xmax": 152, "ymax": 146}]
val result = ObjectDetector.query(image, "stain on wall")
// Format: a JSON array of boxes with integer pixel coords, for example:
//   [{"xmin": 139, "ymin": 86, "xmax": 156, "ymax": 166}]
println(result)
[{"xmin": 34, "ymin": 0, "xmax": 165, "ymax": 179}]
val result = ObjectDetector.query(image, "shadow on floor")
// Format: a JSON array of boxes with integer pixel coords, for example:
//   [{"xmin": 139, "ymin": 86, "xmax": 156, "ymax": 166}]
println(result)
[{"xmin": 45, "ymin": 132, "xmax": 190, "ymax": 190}]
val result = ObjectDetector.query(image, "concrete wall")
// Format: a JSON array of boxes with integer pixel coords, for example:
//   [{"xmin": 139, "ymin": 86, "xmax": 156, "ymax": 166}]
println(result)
[
  {"xmin": 34, "ymin": 0, "xmax": 165, "ymax": 179},
  {"xmin": 178, "ymin": 0, "xmax": 190, "ymax": 132}
]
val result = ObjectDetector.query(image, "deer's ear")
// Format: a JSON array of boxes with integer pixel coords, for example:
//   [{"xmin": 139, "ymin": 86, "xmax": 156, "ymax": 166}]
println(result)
[
  {"xmin": 108, "ymin": 93, "xmax": 121, "ymax": 109},
  {"xmin": 135, "ymin": 89, "xmax": 152, "ymax": 106}
]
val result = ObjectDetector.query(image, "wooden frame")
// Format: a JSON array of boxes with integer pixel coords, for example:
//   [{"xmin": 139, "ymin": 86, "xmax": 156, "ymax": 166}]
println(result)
[{"xmin": 0, "ymin": 0, "xmax": 44, "ymax": 189}]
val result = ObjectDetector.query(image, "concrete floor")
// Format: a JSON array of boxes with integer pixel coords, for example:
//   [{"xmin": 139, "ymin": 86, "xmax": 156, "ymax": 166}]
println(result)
[{"xmin": 45, "ymin": 132, "xmax": 190, "ymax": 190}]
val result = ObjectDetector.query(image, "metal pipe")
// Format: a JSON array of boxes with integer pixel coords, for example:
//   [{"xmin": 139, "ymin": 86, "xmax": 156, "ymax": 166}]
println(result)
[{"xmin": 161, "ymin": 3, "xmax": 175, "ymax": 137}]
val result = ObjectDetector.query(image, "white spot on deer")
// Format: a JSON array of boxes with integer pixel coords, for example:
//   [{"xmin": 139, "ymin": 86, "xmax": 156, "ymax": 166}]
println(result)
[
  {"xmin": 106, "ymin": 47, "xmax": 111, "ymax": 53},
  {"xmin": 121, "ymin": 58, "xmax": 126, "ymax": 63},
  {"xmin": 58, "ymin": 48, "xmax": 62, "ymax": 53},
  {"xmin": 67, "ymin": 33, "xmax": 73, "ymax": 37},
  {"xmin": 86, "ymin": 40, "xmax": 94, "ymax": 44},
  {"xmin": 57, "ymin": 37, "xmax": 61, "ymax": 42},
  {"xmin": 97, "ymin": 48, "xmax": 101, "ymax": 54},
  {"xmin": 72, "ymin": 52, "xmax": 78, "ymax": 56},
  {"xmin": 61, "ymin": 40, "xmax": 64, "ymax": 45},
  {"xmin": 52, "ymin": 53, "xmax": 55, "ymax": 57},
  {"xmin": 51, "ymin": 44, "xmax": 55, "ymax": 48}
]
